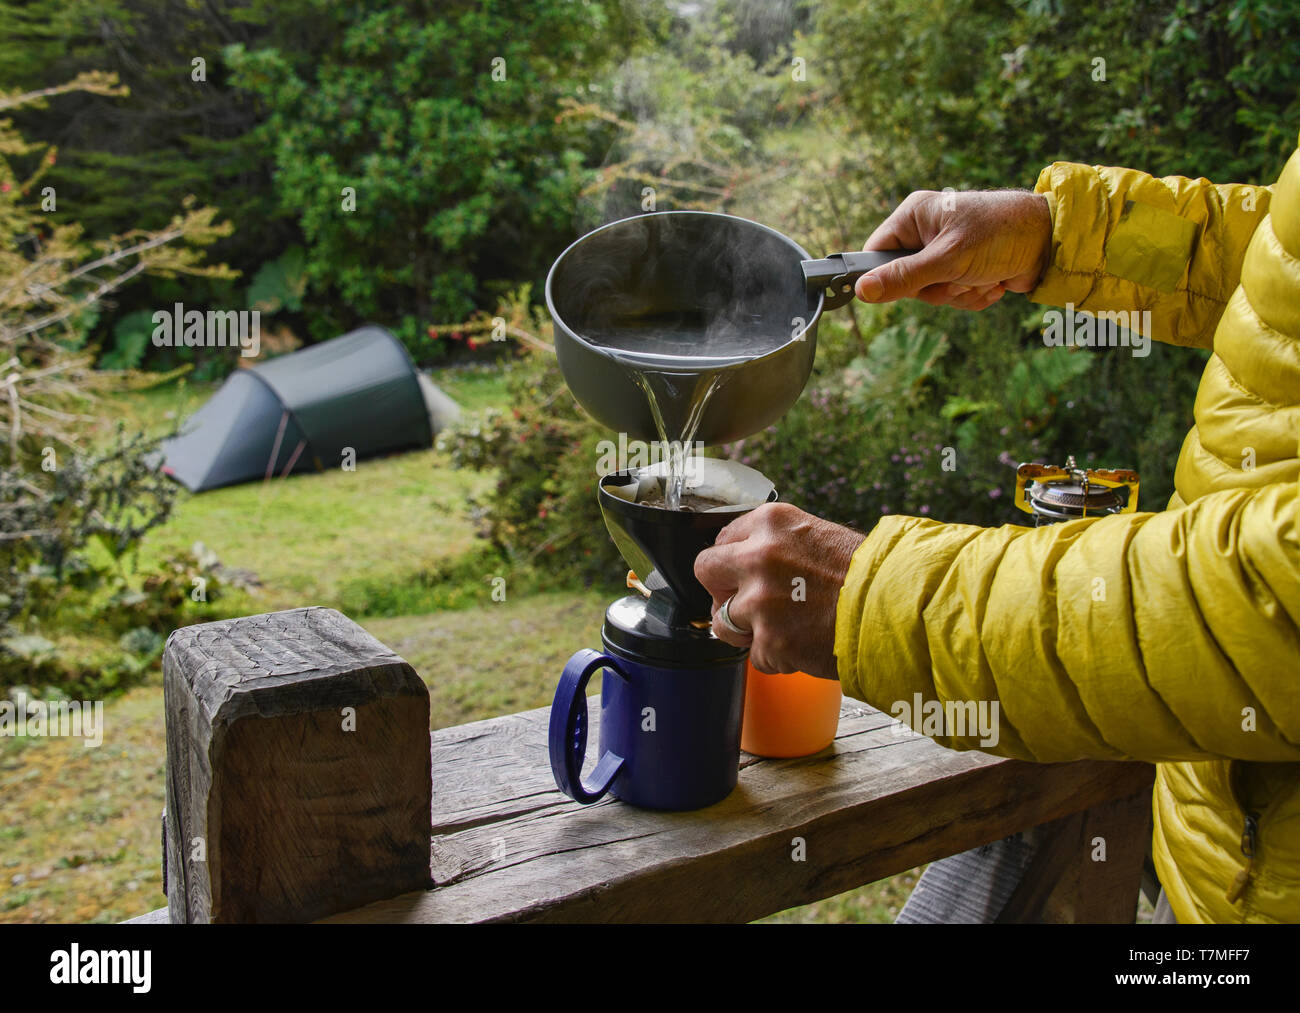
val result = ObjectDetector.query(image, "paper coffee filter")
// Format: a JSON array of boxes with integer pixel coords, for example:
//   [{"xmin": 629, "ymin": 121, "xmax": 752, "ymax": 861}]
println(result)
[{"xmin": 634, "ymin": 457, "xmax": 775, "ymax": 510}]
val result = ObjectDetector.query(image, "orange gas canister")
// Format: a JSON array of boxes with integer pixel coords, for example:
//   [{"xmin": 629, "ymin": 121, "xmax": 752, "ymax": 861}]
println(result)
[{"xmin": 740, "ymin": 661, "xmax": 842, "ymax": 758}]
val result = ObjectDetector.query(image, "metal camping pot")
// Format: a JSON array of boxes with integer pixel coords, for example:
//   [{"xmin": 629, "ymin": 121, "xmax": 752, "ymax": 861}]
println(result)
[
  {"xmin": 1014, "ymin": 455, "xmax": 1140, "ymax": 525},
  {"xmin": 545, "ymin": 211, "xmax": 914, "ymax": 445}
]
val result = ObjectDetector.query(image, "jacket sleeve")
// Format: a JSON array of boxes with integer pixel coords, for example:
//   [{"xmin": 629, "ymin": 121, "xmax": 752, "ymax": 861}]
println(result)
[
  {"xmin": 833, "ymin": 454, "xmax": 1300, "ymax": 765},
  {"xmin": 1029, "ymin": 162, "xmax": 1272, "ymax": 349}
]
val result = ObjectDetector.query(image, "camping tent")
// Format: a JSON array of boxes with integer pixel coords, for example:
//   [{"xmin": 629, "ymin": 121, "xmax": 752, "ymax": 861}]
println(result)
[{"xmin": 160, "ymin": 325, "xmax": 459, "ymax": 492}]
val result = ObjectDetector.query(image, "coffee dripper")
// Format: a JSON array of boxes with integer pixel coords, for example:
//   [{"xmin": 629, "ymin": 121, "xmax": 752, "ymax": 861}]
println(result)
[{"xmin": 548, "ymin": 459, "xmax": 775, "ymax": 811}]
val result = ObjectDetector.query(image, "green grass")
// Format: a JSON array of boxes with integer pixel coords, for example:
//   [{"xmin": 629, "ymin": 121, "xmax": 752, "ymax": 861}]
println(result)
[
  {"xmin": 96, "ymin": 371, "xmax": 499, "ymax": 615},
  {"xmin": 367, "ymin": 590, "xmax": 608, "ymax": 728},
  {"xmin": 759, "ymin": 868, "xmax": 925, "ymax": 923},
  {"xmin": 435, "ymin": 363, "xmax": 513, "ymax": 414},
  {"xmin": 135, "ymin": 446, "xmax": 492, "ymax": 612},
  {"xmin": 104, "ymin": 364, "xmax": 512, "ymax": 615},
  {"xmin": 0, "ymin": 677, "xmax": 167, "ymax": 923}
]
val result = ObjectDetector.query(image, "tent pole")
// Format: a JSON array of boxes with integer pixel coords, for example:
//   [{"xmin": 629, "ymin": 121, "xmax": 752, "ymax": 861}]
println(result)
[{"xmin": 264, "ymin": 410, "xmax": 289, "ymax": 483}]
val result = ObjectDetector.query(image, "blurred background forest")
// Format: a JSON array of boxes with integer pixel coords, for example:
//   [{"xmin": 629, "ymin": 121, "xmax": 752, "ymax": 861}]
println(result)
[{"xmin": 2, "ymin": 0, "xmax": 1298, "ymax": 922}]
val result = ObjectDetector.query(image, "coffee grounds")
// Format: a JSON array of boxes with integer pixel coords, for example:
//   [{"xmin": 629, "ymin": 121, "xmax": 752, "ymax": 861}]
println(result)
[{"xmin": 638, "ymin": 491, "xmax": 735, "ymax": 512}]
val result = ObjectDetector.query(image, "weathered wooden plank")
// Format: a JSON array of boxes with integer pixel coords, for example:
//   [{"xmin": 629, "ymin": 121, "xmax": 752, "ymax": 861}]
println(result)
[
  {"xmin": 322, "ymin": 700, "xmax": 1155, "ymax": 923},
  {"xmin": 163, "ymin": 607, "xmax": 433, "ymax": 923},
  {"xmin": 1063, "ymin": 789, "xmax": 1153, "ymax": 923},
  {"xmin": 121, "ymin": 908, "xmax": 169, "ymax": 924},
  {"xmin": 997, "ymin": 787, "xmax": 1153, "ymax": 924}
]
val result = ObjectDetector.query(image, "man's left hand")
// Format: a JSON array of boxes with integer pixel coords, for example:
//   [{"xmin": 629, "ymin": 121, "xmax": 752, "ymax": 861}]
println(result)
[{"xmin": 693, "ymin": 503, "xmax": 866, "ymax": 680}]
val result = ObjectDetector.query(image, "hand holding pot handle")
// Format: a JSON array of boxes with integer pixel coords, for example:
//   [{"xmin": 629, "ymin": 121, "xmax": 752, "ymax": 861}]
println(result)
[
  {"xmin": 852, "ymin": 188, "xmax": 1053, "ymax": 310},
  {"xmin": 802, "ymin": 249, "xmax": 919, "ymax": 310}
]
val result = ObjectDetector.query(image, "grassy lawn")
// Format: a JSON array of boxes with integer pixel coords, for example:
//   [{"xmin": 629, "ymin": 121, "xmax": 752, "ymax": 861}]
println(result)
[
  {"xmin": 96, "ymin": 364, "xmax": 512, "ymax": 613},
  {"xmin": 137, "ymin": 447, "xmax": 490, "ymax": 612},
  {"xmin": 2, "ymin": 361, "xmax": 922, "ymax": 924},
  {"xmin": 368, "ymin": 591, "xmax": 607, "ymax": 728}
]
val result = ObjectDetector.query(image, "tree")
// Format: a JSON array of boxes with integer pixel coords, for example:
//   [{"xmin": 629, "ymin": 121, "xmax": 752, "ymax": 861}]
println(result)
[
  {"xmin": 0, "ymin": 0, "xmax": 331, "ymax": 372},
  {"xmin": 1, "ymin": 72, "xmax": 232, "ymax": 628},
  {"xmin": 225, "ymin": 0, "xmax": 639, "ymax": 358}
]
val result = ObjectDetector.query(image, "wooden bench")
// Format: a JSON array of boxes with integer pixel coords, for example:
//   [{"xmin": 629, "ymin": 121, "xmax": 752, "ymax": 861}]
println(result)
[{"xmin": 129, "ymin": 607, "xmax": 1155, "ymax": 924}]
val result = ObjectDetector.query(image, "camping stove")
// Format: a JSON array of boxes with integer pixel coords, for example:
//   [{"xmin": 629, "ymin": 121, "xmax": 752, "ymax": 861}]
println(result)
[{"xmin": 1014, "ymin": 455, "xmax": 1140, "ymax": 525}]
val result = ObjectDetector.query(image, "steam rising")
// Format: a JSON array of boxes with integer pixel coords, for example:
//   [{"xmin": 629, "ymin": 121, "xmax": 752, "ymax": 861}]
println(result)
[{"xmin": 550, "ymin": 212, "xmax": 814, "ymax": 363}]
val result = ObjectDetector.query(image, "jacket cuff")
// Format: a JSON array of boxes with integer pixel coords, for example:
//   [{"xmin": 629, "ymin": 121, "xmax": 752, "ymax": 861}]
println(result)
[
  {"xmin": 833, "ymin": 515, "xmax": 922, "ymax": 703},
  {"xmin": 1028, "ymin": 162, "xmax": 1109, "ymax": 308}
]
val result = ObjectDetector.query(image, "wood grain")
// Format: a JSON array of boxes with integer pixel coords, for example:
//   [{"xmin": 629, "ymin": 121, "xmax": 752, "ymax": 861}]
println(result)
[
  {"xmin": 997, "ymin": 787, "xmax": 1153, "ymax": 923},
  {"xmin": 163, "ymin": 606, "xmax": 432, "ymax": 923},
  {"xmin": 318, "ymin": 700, "xmax": 1155, "ymax": 923}
]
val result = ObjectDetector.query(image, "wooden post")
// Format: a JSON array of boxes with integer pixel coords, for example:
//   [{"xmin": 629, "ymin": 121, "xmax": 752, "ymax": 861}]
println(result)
[
  {"xmin": 997, "ymin": 780, "xmax": 1154, "ymax": 924},
  {"xmin": 163, "ymin": 606, "xmax": 432, "ymax": 923}
]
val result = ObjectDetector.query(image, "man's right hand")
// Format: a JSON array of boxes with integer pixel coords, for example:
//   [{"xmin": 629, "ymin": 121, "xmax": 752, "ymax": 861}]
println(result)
[{"xmin": 855, "ymin": 189, "xmax": 1053, "ymax": 311}]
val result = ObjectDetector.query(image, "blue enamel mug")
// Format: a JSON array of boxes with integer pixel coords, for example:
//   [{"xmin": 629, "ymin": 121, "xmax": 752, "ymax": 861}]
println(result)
[{"xmin": 549, "ymin": 636, "xmax": 748, "ymax": 811}]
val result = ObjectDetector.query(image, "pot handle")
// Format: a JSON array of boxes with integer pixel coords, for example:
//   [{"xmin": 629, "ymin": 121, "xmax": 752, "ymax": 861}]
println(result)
[
  {"xmin": 802, "ymin": 249, "xmax": 921, "ymax": 311},
  {"xmin": 549, "ymin": 648, "xmax": 627, "ymax": 804}
]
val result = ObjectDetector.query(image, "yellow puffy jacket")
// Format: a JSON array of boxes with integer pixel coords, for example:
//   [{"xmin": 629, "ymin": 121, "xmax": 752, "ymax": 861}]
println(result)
[{"xmin": 834, "ymin": 140, "xmax": 1300, "ymax": 924}]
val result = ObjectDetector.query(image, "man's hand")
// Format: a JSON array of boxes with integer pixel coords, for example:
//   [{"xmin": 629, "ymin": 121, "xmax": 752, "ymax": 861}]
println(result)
[
  {"xmin": 693, "ymin": 502, "xmax": 866, "ymax": 680},
  {"xmin": 856, "ymin": 189, "xmax": 1052, "ymax": 310}
]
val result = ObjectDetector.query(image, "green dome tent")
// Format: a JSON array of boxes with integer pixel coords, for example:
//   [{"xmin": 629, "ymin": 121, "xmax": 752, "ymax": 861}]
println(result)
[{"xmin": 160, "ymin": 325, "xmax": 459, "ymax": 492}]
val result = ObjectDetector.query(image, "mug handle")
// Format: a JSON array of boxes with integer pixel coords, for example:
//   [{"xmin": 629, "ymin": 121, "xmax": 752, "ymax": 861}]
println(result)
[{"xmin": 549, "ymin": 648, "xmax": 627, "ymax": 804}]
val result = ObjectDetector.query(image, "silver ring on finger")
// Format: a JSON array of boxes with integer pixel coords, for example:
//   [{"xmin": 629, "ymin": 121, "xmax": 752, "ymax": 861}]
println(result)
[{"xmin": 715, "ymin": 594, "xmax": 752, "ymax": 637}]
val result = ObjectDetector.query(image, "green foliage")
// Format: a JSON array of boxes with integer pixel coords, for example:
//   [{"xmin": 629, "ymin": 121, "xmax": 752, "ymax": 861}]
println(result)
[
  {"xmin": 818, "ymin": 0, "xmax": 1300, "ymax": 191},
  {"xmin": 753, "ymin": 308, "xmax": 1196, "ymax": 529},
  {"xmin": 767, "ymin": 0, "xmax": 1300, "ymax": 522},
  {"xmin": 0, "ymin": 423, "xmax": 230, "ymax": 692},
  {"xmin": 0, "ymin": 0, "xmax": 314, "ymax": 369},
  {"xmin": 224, "ymin": 1, "xmax": 639, "ymax": 358},
  {"xmin": 1003, "ymin": 346, "xmax": 1095, "ymax": 429},
  {"xmin": 842, "ymin": 319, "xmax": 950, "ymax": 412},
  {"xmin": 437, "ymin": 351, "xmax": 623, "ymax": 588},
  {"xmin": 564, "ymin": 4, "xmax": 804, "ymax": 229},
  {"xmin": 100, "ymin": 310, "xmax": 155, "ymax": 370},
  {"xmin": 0, "ymin": 74, "xmax": 237, "ymax": 694},
  {"xmin": 742, "ymin": 311, "xmax": 1024, "ymax": 528},
  {"xmin": 741, "ymin": 383, "xmax": 1021, "ymax": 529},
  {"xmin": 246, "ymin": 245, "xmax": 307, "ymax": 314},
  {"xmin": 1, "ymin": 427, "xmax": 175, "ymax": 586},
  {"xmin": 1, "ymin": 540, "xmax": 226, "ymax": 695}
]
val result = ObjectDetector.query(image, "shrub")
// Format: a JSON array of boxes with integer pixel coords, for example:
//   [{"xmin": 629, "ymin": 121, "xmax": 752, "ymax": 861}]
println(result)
[
  {"xmin": 797, "ymin": 0, "xmax": 1299, "ymax": 520},
  {"xmin": 224, "ymin": 0, "xmax": 644, "ymax": 358},
  {"xmin": 1, "ymin": 75, "xmax": 232, "ymax": 692},
  {"xmin": 438, "ymin": 350, "xmax": 623, "ymax": 590}
]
